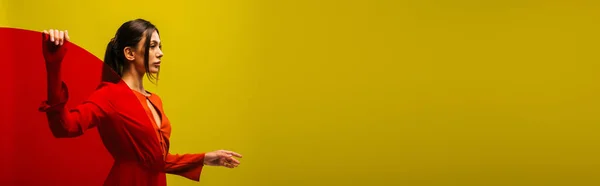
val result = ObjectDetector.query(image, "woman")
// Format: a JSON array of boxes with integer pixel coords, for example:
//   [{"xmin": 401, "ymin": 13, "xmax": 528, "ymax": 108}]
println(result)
[{"xmin": 38, "ymin": 19, "xmax": 242, "ymax": 186}]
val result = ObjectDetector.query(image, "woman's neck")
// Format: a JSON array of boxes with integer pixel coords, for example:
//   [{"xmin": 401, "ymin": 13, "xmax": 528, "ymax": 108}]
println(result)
[{"xmin": 121, "ymin": 69, "xmax": 146, "ymax": 94}]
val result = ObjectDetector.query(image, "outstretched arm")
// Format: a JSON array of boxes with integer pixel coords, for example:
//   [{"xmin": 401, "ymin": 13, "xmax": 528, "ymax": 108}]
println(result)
[
  {"xmin": 38, "ymin": 29, "xmax": 105, "ymax": 138},
  {"xmin": 165, "ymin": 150, "xmax": 242, "ymax": 181},
  {"xmin": 164, "ymin": 153, "xmax": 206, "ymax": 181}
]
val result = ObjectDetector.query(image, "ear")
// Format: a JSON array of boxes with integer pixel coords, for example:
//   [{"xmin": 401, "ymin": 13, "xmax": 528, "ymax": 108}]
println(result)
[{"xmin": 124, "ymin": 46, "xmax": 135, "ymax": 61}]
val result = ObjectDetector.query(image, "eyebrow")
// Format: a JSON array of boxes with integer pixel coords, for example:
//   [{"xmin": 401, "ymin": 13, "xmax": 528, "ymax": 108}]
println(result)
[{"xmin": 151, "ymin": 40, "xmax": 161, "ymax": 44}]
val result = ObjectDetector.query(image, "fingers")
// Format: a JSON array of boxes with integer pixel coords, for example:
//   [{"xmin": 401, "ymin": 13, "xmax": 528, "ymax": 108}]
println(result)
[
  {"xmin": 223, "ymin": 156, "xmax": 240, "ymax": 168},
  {"xmin": 209, "ymin": 150, "xmax": 242, "ymax": 168},
  {"xmin": 44, "ymin": 29, "xmax": 69, "ymax": 46},
  {"xmin": 48, "ymin": 29, "xmax": 55, "ymax": 42},
  {"xmin": 217, "ymin": 155, "xmax": 240, "ymax": 168},
  {"xmin": 227, "ymin": 157, "xmax": 241, "ymax": 165},
  {"xmin": 65, "ymin": 30, "xmax": 70, "ymax": 41},
  {"xmin": 217, "ymin": 157, "xmax": 234, "ymax": 168},
  {"xmin": 220, "ymin": 150, "xmax": 243, "ymax": 158},
  {"xmin": 224, "ymin": 163, "xmax": 235, "ymax": 168},
  {"xmin": 231, "ymin": 157, "xmax": 240, "ymax": 164},
  {"xmin": 59, "ymin": 30, "xmax": 65, "ymax": 45},
  {"xmin": 222, "ymin": 159, "xmax": 238, "ymax": 168},
  {"xmin": 53, "ymin": 29, "xmax": 60, "ymax": 45},
  {"xmin": 42, "ymin": 30, "xmax": 49, "ymax": 41}
]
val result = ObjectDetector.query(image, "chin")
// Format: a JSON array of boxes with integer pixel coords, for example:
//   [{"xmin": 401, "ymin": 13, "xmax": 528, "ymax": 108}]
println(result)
[{"xmin": 149, "ymin": 68, "xmax": 160, "ymax": 74}]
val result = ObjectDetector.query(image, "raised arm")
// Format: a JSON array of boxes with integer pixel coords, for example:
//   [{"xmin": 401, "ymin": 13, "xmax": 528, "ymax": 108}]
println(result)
[{"xmin": 38, "ymin": 29, "xmax": 107, "ymax": 138}]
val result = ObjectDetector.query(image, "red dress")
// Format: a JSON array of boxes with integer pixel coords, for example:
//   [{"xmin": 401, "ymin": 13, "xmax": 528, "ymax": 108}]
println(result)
[{"xmin": 38, "ymin": 38, "xmax": 205, "ymax": 185}]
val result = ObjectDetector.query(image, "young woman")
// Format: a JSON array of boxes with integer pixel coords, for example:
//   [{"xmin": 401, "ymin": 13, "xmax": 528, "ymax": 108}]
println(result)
[{"xmin": 39, "ymin": 19, "xmax": 242, "ymax": 186}]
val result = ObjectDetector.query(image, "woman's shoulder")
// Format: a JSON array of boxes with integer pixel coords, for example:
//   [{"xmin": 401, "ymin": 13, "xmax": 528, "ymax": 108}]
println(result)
[
  {"xmin": 89, "ymin": 81, "xmax": 165, "ymax": 103},
  {"xmin": 84, "ymin": 82, "xmax": 119, "ymax": 101},
  {"xmin": 94, "ymin": 81, "xmax": 122, "ymax": 94},
  {"xmin": 87, "ymin": 81, "xmax": 131, "ymax": 100}
]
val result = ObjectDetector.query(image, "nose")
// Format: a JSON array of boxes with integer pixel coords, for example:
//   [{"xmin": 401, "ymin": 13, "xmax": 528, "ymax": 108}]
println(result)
[{"xmin": 157, "ymin": 48, "xmax": 163, "ymax": 59}]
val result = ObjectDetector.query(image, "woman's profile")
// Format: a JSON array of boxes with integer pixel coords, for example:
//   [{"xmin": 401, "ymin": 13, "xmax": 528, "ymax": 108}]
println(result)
[{"xmin": 38, "ymin": 18, "xmax": 242, "ymax": 186}]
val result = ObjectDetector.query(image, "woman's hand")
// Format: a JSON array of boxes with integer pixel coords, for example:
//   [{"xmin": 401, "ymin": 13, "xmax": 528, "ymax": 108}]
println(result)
[
  {"xmin": 43, "ymin": 29, "xmax": 70, "ymax": 46},
  {"xmin": 204, "ymin": 150, "xmax": 242, "ymax": 168},
  {"xmin": 42, "ymin": 29, "xmax": 70, "ymax": 64}
]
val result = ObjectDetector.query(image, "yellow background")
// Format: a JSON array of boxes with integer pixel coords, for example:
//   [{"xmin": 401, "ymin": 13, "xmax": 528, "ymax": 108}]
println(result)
[{"xmin": 2, "ymin": 0, "xmax": 600, "ymax": 185}]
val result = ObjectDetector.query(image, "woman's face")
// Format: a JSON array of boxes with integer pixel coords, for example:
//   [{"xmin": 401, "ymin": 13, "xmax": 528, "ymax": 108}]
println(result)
[{"xmin": 130, "ymin": 30, "xmax": 163, "ymax": 75}]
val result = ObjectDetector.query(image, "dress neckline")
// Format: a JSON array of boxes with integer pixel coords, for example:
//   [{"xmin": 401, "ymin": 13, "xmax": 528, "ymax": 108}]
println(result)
[{"xmin": 132, "ymin": 89, "xmax": 152, "ymax": 98}]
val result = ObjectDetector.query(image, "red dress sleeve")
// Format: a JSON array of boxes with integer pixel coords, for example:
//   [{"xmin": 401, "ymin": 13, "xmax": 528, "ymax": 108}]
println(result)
[
  {"xmin": 165, "ymin": 152, "xmax": 206, "ymax": 181},
  {"xmin": 38, "ymin": 82, "xmax": 107, "ymax": 138},
  {"xmin": 38, "ymin": 36, "xmax": 107, "ymax": 138}
]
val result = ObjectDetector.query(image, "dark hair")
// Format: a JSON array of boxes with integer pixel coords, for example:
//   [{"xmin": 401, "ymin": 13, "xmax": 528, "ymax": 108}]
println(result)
[{"xmin": 104, "ymin": 18, "xmax": 160, "ymax": 83}]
